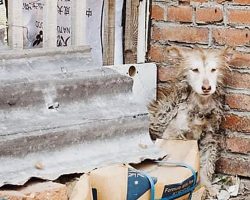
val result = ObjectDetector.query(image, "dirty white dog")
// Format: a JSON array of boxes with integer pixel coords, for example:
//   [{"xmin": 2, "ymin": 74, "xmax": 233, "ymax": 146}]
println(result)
[{"xmin": 148, "ymin": 46, "xmax": 231, "ymax": 198}]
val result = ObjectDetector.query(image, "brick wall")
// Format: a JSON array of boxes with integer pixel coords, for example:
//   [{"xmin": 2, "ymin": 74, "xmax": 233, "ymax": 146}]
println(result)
[{"xmin": 148, "ymin": 0, "xmax": 250, "ymax": 177}]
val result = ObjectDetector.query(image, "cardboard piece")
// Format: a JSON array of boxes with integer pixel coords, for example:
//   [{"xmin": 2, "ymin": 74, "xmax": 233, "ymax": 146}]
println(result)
[
  {"xmin": 135, "ymin": 140, "xmax": 200, "ymax": 200},
  {"xmin": 70, "ymin": 164, "xmax": 128, "ymax": 200},
  {"xmin": 70, "ymin": 140, "xmax": 201, "ymax": 200}
]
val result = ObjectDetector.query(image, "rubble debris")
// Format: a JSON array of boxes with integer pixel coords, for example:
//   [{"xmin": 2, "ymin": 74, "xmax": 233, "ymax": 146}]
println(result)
[
  {"xmin": 217, "ymin": 190, "xmax": 230, "ymax": 200},
  {"xmin": 47, "ymin": 102, "xmax": 60, "ymax": 110},
  {"xmin": 212, "ymin": 174, "xmax": 250, "ymax": 200},
  {"xmin": 227, "ymin": 176, "xmax": 240, "ymax": 197},
  {"xmin": 0, "ymin": 182, "xmax": 67, "ymax": 200},
  {"xmin": 34, "ymin": 162, "xmax": 44, "ymax": 170},
  {"xmin": 191, "ymin": 186, "xmax": 206, "ymax": 200}
]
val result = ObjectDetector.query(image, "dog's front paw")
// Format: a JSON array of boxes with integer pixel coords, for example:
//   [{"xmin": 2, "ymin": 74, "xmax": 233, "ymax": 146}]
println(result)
[{"xmin": 207, "ymin": 186, "xmax": 219, "ymax": 198}]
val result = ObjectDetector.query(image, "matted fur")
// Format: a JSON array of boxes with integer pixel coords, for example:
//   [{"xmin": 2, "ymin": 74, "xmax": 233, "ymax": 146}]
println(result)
[{"xmin": 148, "ymin": 47, "xmax": 230, "ymax": 198}]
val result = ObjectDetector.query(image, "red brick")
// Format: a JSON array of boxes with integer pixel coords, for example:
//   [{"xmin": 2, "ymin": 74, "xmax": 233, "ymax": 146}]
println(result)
[
  {"xmin": 196, "ymin": 7, "xmax": 223, "ymax": 23},
  {"xmin": 0, "ymin": 182, "xmax": 67, "ymax": 200},
  {"xmin": 152, "ymin": 25, "xmax": 209, "ymax": 44},
  {"xmin": 148, "ymin": 45, "xmax": 190, "ymax": 64},
  {"xmin": 151, "ymin": 4, "xmax": 165, "ymax": 21},
  {"xmin": 225, "ymin": 137, "xmax": 250, "ymax": 154},
  {"xmin": 233, "ymin": 0, "xmax": 250, "ymax": 5},
  {"xmin": 228, "ymin": 9, "xmax": 250, "ymax": 25},
  {"xmin": 158, "ymin": 66, "xmax": 179, "ymax": 82},
  {"xmin": 216, "ymin": 156, "xmax": 250, "ymax": 177},
  {"xmin": 224, "ymin": 70, "xmax": 250, "ymax": 89},
  {"xmin": 225, "ymin": 93, "xmax": 250, "ymax": 111},
  {"xmin": 148, "ymin": 45, "xmax": 167, "ymax": 63},
  {"xmin": 222, "ymin": 114, "xmax": 250, "ymax": 133},
  {"xmin": 212, "ymin": 28, "xmax": 250, "ymax": 46},
  {"xmin": 167, "ymin": 6, "xmax": 193, "ymax": 23},
  {"xmin": 229, "ymin": 52, "xmax": 250, "ymax": 69}
]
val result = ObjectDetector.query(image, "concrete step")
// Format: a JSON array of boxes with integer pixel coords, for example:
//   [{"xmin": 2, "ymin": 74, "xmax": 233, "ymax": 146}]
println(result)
[
  {"xmin": 0, "ymin": 90, "xmax": 162, "ymax": 187},
  {"xmin": 0, "ymin": 47, "xmax": 132, "ymax": 110},
  {"xmin": 0, "ymin": 129, "xmax": 164, "ymax": 187},
  {"xmin": 0, "ymin": 94, "xmax": 148, "ymax": 156},
  {"xmin": 0, "ymin": 46, "xmax": 160, "ymax": 187}
]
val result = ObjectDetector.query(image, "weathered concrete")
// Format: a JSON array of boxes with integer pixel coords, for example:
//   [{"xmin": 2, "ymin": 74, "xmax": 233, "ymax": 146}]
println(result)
[
  {"xmin": 0, "ymin": 68, "xmax": 133, "ymax": 109},
  {"xmin": 0, "ymin": 130, "xmax": 164, "ymax": 187},
  {"xmin": 0, "ymin": 45, "xmax": 91, "ymax": 60},
  {"xmin": 0, "ymin": 95, "xmax": 148, "ymax": 156},
  {"xmin": 0, "ymin": 46, "xmax": 133, "ymax": 110},
  {"xmin": 0, "ymin": 47, "xmax": 160, "ymax": 186}
]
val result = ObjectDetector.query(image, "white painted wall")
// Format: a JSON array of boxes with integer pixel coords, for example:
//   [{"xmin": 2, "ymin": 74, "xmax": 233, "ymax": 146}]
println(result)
[
  {"xmin": 105, "ymin": 63, "xmax": 157, "ymax": 104},
  {"xmin": 86, "ymin": 0, "xmax": 103, "ymax": 65},
  {"xmin": 21, "ymin": 0, "xmax": 103, "ymax": 65},
  {"xmin": 17, "ymin": 0, "xmax": 150, "ymax": 65},
  {"xmin": 57, "ymin": 0, "xmax": 71, "ymax": 47},
  {"xmin": 21, "ymin": 0, "xmax": 125, "ymax": 66},
  {"xmin": 23, "ymin": 0, "xmax": 44, "ymax": 48}
]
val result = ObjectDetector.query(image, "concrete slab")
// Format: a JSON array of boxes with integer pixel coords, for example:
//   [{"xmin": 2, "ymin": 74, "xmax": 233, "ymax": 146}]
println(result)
[
  {"xmin": 0, "ymin": 130, "xmax": 165, "ymax": 187},
  {"xmin": 0, "ymin": 94, "xmax": 148, "ymax": 156},
  {"xmin": 0, "ymin": 46, "xmax": 134, "ymax": 110},
  {"xmin": 0, "ymin": 68, "xmax": 133, "ymax": 109},
  {"xmin": 0, "ymin": 47, "xmax": 160, "ymax": 187}
]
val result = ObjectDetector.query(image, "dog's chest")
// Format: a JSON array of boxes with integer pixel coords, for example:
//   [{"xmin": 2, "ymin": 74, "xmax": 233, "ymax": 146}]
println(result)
[
  {"xmin": 173, "ymin": 103, "xmax": 210, "ymax": 139},
  {"xmin": 173, "ymin": 103, "xmax": 189, "ymax": 131}
]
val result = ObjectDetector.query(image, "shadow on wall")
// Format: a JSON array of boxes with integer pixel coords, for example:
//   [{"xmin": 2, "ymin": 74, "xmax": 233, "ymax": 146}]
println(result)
[{"xmin": 0, "ymin": 0, "xmax": 7, "ymax": 45}]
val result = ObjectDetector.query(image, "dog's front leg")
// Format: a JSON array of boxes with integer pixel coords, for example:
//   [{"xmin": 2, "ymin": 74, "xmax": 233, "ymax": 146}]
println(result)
[
  {"xmin": 200, "ymin": 135, "xmax": 219, "ymax": 198},
  {"xmin": 200, "ymin": 164, "xmax": 218, "ymax": 198}
]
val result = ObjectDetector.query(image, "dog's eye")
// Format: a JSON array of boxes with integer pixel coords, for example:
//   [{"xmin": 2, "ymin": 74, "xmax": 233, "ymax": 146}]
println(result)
[
  {"xmin": 191, "ymin": 68, "xmax": 199, "ymax": 73},
  {"xmin": 211, "ymin": 68, "xmax": 217, "ymax": 72}
]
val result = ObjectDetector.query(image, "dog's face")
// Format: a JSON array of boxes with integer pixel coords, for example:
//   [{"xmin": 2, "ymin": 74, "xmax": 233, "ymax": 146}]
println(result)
[
  {"xmin": 185, "ymin": 50, "xmax": 221, "ymax": 96},
  {"xmin": 168, "ymin": 47, "xmax": 229, "ymax": 97}
]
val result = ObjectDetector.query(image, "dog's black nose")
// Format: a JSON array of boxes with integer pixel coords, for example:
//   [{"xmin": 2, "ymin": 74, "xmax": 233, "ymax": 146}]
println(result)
[{"xmin": 202, "ymin": 85, "xmax": 211, "ymax": 92}]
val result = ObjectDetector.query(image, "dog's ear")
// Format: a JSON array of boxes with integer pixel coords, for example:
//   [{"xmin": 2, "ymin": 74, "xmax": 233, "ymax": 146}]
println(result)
[
  {"xmin": 166, "ymin": 46, "xmax": 184, "ymax": 65},
  {"xmin": 166, "ymin": 46, "xmax": 183, "ymax": 58},
  {"xmin": 222, "ymin": 46, "xmax": 234, "ymax": 63}
]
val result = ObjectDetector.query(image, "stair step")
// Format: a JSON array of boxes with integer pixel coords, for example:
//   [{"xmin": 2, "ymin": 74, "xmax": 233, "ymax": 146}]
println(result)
[
  {"xmin": 0, "ymin": 47, "xmax": 133, "ymax": 110},
  {"xmin": 0, "ymin": 68, "xmax": 133, "ymax": 110},
  {"xmin": 0, "ymin": 131, "xmax": 164, "ymax": 187},
  {"xmin": 0, "ymin": 94, "xmax": 148, "ymax": 156},
  {"xmin": 0, "ymin": 47, "xmax": 159, "ymax": 187}
]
